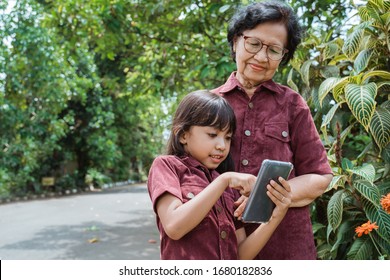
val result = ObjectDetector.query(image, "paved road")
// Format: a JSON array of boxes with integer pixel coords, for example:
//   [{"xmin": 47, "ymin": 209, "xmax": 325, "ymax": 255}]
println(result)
[{"xmin": 0, "ymin": 183, "xmax": 160, "ymax": 260}]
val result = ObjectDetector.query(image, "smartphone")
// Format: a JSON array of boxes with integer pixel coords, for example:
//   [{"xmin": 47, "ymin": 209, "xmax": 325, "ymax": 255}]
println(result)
[{"xmin": 241, "ymin": 159, "xmax": 293, "ymax": 224}]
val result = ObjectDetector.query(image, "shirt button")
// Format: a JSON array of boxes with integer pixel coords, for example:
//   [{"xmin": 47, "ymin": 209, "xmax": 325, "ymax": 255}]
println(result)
[
  {"xmin": 248, "ymin": 102, "xmax": 254, "ymax": 109},
  {"xmin": 244, "ymin": 130, "xmax": 251, "ymax": 136},
  {"xmin": 242, "ymin": 159, "xmax": 249, "ymax": 166},
  {"xmin": 282, "ymin": 131, "xmax": 288, "ymax": 138},
  {"xmin": 187, "ymin": 192, "xmax": 195, "ymax": 199},
  {"xmin": 220, "ymin": 230, "xmax": 227, "ymax": 239},
  {"xmin": 216, "ymin": 206, "xmax": 222, "ymax": 214}
]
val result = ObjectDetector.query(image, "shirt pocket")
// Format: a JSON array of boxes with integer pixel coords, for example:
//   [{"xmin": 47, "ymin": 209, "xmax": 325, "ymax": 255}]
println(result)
[
  {"xmin": 181, "ymin": 184, "xmax": 204, "ymax": 204},
  {"xmin": 264, "ymin": 122, "xmax": 293, "ymax": 160}
]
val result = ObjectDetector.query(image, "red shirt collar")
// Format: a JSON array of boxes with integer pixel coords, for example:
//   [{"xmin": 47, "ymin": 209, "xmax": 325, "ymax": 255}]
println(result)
[{"xmin": 217, "ymin": 72, "xmax": 284, "ymax": 95}]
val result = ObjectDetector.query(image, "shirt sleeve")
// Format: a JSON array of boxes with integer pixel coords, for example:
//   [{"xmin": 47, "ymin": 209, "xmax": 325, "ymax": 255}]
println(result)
[
  {"xmin": 147, "ymin": 156, "xmax": 184, "ymax": 214},
  {"xmin": 290, "ymin": 98, "xmax": 333, "ymax": 176}
]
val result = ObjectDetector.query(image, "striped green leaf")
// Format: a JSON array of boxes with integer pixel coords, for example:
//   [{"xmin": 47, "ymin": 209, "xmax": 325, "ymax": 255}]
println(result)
[
  {"xmin": 363, "ymin": 70, "xmax": 390, "ymax": 82},
  {"xmin": 342, "ymin": 27, "xmax": 364, "ymax": 58},
  {"xmin": 363, "ymin": 200, "xmax": 390, "ymax": 241},
  {"xmin": 327, "ymin": 190, "xmax": 346, "ymax": 231},
  {"xmin": 325, "ymin": 175, "xmax": 346, "ymax": 192},
  {"xmin": 369, "ymin": 105, "xmax": 390, "ymax": 150},
  {"xmin": 345, "ymin": 83, "xmax": 377, "ymax": 130},
  {"xmin": 318, "ymin": 77, "xmax": 348, "ymax": 106},
  {"xmin": 347, "ymin": 235, "xmax": 373, "ymax": 260},
  {"xmin": 323, "ymin": 42, "xmax": 340, "ymax": 60},
  {"xmin": 348, "ymin": 164, "xmax": 376, "ymax": 182},
  {"xmin": 354, "ymin": 179, "xmax": 380, "ymax": 206},
  {"xmin": 321, "ymin": 103, "xmax": 341, "ymax": 129},
  {"xmin": 354, "ymin": 49, "xmax": 373, "ymax": 73}
]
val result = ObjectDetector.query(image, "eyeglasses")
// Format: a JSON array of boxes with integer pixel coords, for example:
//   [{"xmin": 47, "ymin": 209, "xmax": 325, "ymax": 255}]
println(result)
[{"xmin": 242, "ymin": 35, "xmax": 288, "ymax": 61}]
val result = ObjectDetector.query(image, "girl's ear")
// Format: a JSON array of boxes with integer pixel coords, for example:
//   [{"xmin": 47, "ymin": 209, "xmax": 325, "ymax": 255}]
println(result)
[{"xmin": 179, "ymin": 131, "xmax": 187, "ymax": 145}]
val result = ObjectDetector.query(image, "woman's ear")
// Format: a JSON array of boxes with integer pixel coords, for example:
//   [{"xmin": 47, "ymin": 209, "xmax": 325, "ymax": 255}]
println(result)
[{"xmin": 233, "ymin": 35, "xmax": 238, "ymax": 52}]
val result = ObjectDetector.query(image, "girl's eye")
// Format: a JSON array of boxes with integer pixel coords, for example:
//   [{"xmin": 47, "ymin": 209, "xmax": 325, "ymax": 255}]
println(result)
[{"xmin": 208, "ymin": 133, "xmax": 217, "ymax": 138}]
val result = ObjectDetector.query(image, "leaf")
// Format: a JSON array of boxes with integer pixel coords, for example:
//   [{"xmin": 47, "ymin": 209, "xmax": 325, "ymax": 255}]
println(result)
[
  {"xmin": 325, "ymin": 175, "xmax": 346, "ymax": 192},
  {"xmin": 321, "ymin": 103, "xmax": 341, "ymax": 129},
  {"xmin": 348, "ymin": 164, "xmax": 376, "ymax": 182},
  {"xmin": 323, "ymin": 42, "xmax": 339, "ymax": 60},
  {"xmin": 354, "ymin": 179, "xmax": 380, "ymax": 206},
  {"xmin": 353, "ymin": 49, "xmax": 373, "ymax": 73},
  {"xmin": 342, "ymin": 27, "xmax": 364, "ymax": 58},
  {"xmin": 88, "ymin": 237, "xmax": 99, "ymax": 243},
  {"xmin": 363, "ymin": 70, "xmax": 390, "ymax": 82},
  {"xmin": 345, "ymin": 83, "xmax": 377, "ymax": 130},
  {"xmin": 318, "ymin": 77, "xmax": 348, "ymax": 107},
  {"xmin": 320, "ymin": 65, "xmax": 340, "ymax": 79},
  {"xmin": 347, "ymin": 235, "xmax": 373, "ymax": 260},
  {"xmin": 300, "ymin": 60, "xmax": 314, "ymax": 86},
  {"xmin": 287, "ymin": 68, "xmax": 299, "ymax": 92},
  {"xmin": 369, "ymin": 105, "xmax": 390, "ymax": 150},
  {"xmin": 363, "ymin": 200, "xmax": 390, "ymax": 241},
  {"xmin": 327, "ymin": 190, "xmax": 346, "ymax": 231},
  {"xmin": 218, "ymin": 5, "xmax": 230, "ymax": 13}
]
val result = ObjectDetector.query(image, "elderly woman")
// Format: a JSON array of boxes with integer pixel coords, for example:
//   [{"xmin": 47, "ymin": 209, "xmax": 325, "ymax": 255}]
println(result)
[{"xmin": 212, "ymin": 0, "xmax": 333, "ymax": 260}]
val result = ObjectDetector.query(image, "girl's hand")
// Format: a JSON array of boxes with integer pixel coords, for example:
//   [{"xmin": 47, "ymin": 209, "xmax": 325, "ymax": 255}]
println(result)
[
  {"xmin": 267, "ymin": 177, "xmax": 292, "ymax": 219},
  {"xmin": 224, "ymin": 172, "xmax": 256, "ymax": 196}
]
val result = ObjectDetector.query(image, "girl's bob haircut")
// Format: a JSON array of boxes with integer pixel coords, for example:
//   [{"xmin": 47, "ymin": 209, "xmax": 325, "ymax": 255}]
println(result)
[{"xmin": 166, "ymin": 90, "xmax": 236, "ymax": 156}]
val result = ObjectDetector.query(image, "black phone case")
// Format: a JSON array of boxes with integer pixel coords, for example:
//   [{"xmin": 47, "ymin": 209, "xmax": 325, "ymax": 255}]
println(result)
[{"xmin": 242, "ymin": 159, "xmax": 293, "ymax": 224}]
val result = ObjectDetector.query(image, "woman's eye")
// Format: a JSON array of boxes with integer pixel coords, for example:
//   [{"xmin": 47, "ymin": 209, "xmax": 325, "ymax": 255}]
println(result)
[{"xmin": 208, "ymin": 133, "xmax": 217, "ymax": 138}]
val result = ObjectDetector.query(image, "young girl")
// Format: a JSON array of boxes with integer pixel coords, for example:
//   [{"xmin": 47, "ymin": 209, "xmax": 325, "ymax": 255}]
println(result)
[{"xmin": 147, "ymin": 90, "xmax": 291, "ymax": 260}]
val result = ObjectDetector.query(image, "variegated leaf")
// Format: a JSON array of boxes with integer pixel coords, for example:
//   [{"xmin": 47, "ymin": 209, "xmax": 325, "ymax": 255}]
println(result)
[
  {"xmin": 358, "ymin": 6, "xmax": 370, "ymax": 21},
  {"xmin": 354, "ymin": 49, "xmax": 373, "ymax": 73},
  {"xmin": 342, "ymin": 27, "xmax": 364, "ymax": 58},
  {"xmin": 321, "ymin": 103, "xmax": 341, "ymax": 129},
  {"xmin": 323, "ymin": 42, "xmax": 339, "ymax": 60},
  {"xmin": 325, "ymin": 175, "xmax": 346, "ymax": 192},
  {"xmin": 345, "ymin": 83, "xmax": 377, "ymax": 130},
  {"xmin": 354, "ymin": 179, "xmax": 380, "ymax": 206},
  {"xmin": 348, "ymin": 164, "xmax": 376, "ymax": 182},
  {"xmin": 347, "ymin": 235, "xmax": 373, "ymax": 260},
  {"xmin": 369, "ymin": 105, "xmax": 390, "ymax": 150},
  {"xmin": 318, "ymin": 77, "xmax": 348, "ymax": 107},
  {"xmin": 363, "ymin": 200, "xmax": 390, "ymax": 241},
  {"xmin": 363, "ymin": 70, "xmax": 390, "ymax": 82},
  {"xmin": 320, "ymin": 65, "xmax": 340, "ymax": 79},
  {"xmin": 327, "ymin": 190, "xmax": 346, "ymax": 231}
]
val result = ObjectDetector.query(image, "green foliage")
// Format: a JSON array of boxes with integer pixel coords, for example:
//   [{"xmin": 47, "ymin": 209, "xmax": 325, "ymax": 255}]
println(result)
[{"xmin": 291, "ymin": 0, "xmax": 390, "ymax": 259}]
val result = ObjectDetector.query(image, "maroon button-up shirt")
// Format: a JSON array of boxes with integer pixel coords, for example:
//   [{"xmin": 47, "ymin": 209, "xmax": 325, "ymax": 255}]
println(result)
[
  {"xmin": 212, "ymin": 72, "xmax": 332, "ymax": 259},
  {"xmin": 147, "ymin": 155, "xmax": 242, "ymax": 260}
]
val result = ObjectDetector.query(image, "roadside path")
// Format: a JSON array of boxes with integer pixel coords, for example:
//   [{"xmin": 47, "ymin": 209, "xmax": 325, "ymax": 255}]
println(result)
[{"xmin": 0, "ymin": 183, "xmax": 160, "ymax": 260}]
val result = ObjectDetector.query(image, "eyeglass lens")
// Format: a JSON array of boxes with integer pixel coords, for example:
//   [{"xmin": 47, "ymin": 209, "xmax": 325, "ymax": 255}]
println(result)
[{"xmin": 244, "ymin": 37, "xmax": 284, "ymax": 60}]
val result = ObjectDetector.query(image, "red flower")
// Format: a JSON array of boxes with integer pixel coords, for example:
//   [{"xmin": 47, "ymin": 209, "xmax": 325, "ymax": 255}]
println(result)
[
  {"xmin": 380, "ymin": 193, "xmax": 390, "ymax": 214},
  {"xmin": 355, "ymin": 221, "xmax": 379, "ymax": 237}
]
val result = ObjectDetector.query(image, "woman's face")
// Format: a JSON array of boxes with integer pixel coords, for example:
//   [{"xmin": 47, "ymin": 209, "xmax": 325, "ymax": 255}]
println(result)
[{"xmin": 233, "ymin": 22, "xmax": 288, "ymax": 88}]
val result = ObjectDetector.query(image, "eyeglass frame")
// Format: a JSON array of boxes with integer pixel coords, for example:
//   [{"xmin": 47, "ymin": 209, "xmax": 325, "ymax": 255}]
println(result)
[{"xmin": 241, "ymin": 35, "xmax": 289, "ymax": 61}]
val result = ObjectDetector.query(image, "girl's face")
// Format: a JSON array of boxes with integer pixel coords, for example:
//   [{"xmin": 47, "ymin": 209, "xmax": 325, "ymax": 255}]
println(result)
[
  {"xmin": 180, "ymin": 126, "xmax": 232, "ymax": 170},
  {"xmin": 233, "ymin": 22, "xmax": 288, "ymax": 89}
]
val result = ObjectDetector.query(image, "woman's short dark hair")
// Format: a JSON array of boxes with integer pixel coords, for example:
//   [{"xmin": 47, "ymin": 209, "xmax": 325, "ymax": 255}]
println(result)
[
  {"xmin": 227, "ymin": 0, "xmax": 302, "ymax": 65},
  {"xmin": 166, "ymin": 90, "xmax": 236, "ymax": 158}
]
